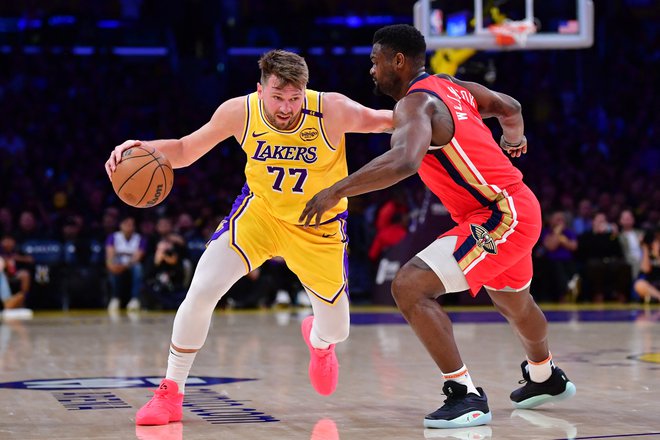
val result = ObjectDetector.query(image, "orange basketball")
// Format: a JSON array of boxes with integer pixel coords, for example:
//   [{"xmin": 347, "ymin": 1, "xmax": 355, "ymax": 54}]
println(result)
[{"xmin": 111, "ymin": 146, "xmax": 174, "ymax": 208}]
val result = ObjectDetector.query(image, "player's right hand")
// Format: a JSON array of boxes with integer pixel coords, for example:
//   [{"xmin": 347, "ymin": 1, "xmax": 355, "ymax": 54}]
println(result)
[
  {"xmin": 499, "ymin": 135, "xmax": 527, "ymax": 158},
  {"xmin": 105, "ymin": 139, "xmax": 142, "ymax": 179}
]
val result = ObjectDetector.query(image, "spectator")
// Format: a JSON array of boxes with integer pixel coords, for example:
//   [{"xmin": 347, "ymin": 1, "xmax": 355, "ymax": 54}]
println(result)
[
  {"xmin": 59, "ymin": 215, "xmax": 105, "ymax": 308},
  {"xmin": 374, "ymin": 190, "xmax": 409, "ymax": 233},
  {"xmin": 537, "ymin": 211, "xmax": 578, "ymax": 302},
  {"xmin": 618, "ymin": 209, "xmax": 644, "ymax": 280},
  {"xmin": 138, "ymin": 216, "xmax": 157, "ymax": 251},
  {"xmin": 572, "ymin": 199, "xmax": 593, "ymax": 236},
  {"xmin": 0, "ymin": 234, "xmax": 34, "ymax": 309},
  {"xmin": 577, "ymin": 213, "xmax": 629, "ymax": 303},
  {"xmin": 105, "ymin": 216, "xmax": 146, "ymax": 312},
  {"xmin": 265, "ymin": 257, "xmax": 306, "ymax": 307},
  {"xmin": 633, "ymin": 228, "xmax": 660, "ymax": 303},
  {"xmin": 175, "ymin": 212, "xmax": 198, "ymax": 242},
  {"xmin": 368, "ymin": 212, "xmax": 409, "ymax": 262},
  {"xmin": 0, "ymin": 207, "xmax": 12, "ymax": 236},
  {"xmin": 224, "ymin": 267, "xmax": 272, "ymax": 309},
  {"xmin": 91, "ymin": 207, "xmax": 120, "ymax": 245},
  {"xmin": 144, "ymin": 219, "xmax": 188, "ymax": 310},
  {"xmin": 15, "ymin": 210, "xmax": 43, "ymax": 243}
]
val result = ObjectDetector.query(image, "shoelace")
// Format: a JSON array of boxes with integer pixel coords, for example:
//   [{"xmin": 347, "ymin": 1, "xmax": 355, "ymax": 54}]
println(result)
[
  {"xmin": 144, "ymin": 388, "xmax": 169, "ymax": 407},
  {"xmin": 441, "ymin": 391, "xmax": 467, "ymax": 407}
]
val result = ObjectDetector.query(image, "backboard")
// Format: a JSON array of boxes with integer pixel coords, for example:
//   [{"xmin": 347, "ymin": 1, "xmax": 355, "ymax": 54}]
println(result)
[{"xmin": 414, "ymin": 0, "xmax": 594, "ymax": 50}]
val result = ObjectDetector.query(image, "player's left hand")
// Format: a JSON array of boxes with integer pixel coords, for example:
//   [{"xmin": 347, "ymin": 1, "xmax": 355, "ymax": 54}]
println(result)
[{"xmin": 299, "ymin": 188, "xmax": 341, "ymax": 228}]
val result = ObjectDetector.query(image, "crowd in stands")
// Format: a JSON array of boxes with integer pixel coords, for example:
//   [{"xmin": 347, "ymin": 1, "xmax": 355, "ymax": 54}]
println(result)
[{"xmin": 0, "ymin": 1, "xmax": 658, "ymax": 311}]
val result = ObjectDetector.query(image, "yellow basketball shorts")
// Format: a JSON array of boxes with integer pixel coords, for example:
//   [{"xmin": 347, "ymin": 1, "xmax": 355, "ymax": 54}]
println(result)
[{"xmin": 209, "ymin": 186, "xmax": 349, "ymax": 305}]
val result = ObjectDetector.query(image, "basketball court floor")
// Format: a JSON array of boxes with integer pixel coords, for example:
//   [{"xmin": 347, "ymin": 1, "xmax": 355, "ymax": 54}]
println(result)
[{"xmin": 1, "ymin": 304, "xmax": 658, "ymax": 440}]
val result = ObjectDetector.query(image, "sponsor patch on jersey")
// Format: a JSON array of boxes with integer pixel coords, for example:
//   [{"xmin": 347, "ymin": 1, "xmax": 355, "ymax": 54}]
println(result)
[{"xmin": 300, "ymin": 127, "xmax": 319, "ymax": 141}]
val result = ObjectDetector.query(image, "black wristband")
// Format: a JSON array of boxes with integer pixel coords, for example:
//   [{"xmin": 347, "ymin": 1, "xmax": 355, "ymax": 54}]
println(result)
[{"xmin": 500, "ymin": 135, "xmax": 526, "ymax": 149}]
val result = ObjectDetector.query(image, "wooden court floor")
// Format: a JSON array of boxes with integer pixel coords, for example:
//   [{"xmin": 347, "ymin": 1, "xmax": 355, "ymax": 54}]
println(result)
[{"xmin": 0, "ymin": 305, "xmax": 659, "ymax": 440}]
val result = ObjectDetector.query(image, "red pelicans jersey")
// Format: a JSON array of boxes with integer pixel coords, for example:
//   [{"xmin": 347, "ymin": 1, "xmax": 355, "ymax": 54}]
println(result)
[
  {"xmin": 408, "ymin": 74, "xmax": 542, "ymax": 296},
  {"xmin": 408, "ymin": 74, "xmax": 523, "ymax": 223}
]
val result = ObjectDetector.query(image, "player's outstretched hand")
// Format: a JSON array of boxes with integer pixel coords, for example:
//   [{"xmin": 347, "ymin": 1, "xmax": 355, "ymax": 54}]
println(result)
[
  {"xmin": 299, "ymin": 188, "xmax": 341, "ymax": 229},
  {"xmin": 105, "ymin": 139, "xmax": 142, "ymax": 179}
]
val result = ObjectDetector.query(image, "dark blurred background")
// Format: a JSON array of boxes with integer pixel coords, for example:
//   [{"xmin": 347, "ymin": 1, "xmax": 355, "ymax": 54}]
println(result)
[{"xmin": 0, "ymin": 0, "xmax": 658, "ymax": 311}]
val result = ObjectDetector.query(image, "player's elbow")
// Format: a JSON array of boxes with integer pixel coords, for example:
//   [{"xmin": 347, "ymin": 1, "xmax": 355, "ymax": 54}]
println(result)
[
  {"xmin": 176, "ymin": 156, "xmax": 195, "ymax": 168},
  {"xmin": 174, "ymin": 140, "xmax": 196, "ymax": 168},
  {"xmin": 503, "ymin": 96, "xmax": 522, "ymax": 117}
]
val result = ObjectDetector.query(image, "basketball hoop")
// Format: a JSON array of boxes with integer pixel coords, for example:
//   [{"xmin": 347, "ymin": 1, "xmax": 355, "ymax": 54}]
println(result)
[{"xmin": 488, "ymin": 19, "xmax": 537, "ymax": 47}]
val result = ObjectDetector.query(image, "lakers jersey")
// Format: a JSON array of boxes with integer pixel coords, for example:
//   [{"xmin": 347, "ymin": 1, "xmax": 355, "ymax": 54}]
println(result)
[{"xmin": 239, "ymin": 89, "xmax": 348, "ymax": 225}]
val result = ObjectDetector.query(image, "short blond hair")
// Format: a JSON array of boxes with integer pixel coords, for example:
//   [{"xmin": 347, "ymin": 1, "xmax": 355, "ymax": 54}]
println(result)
[{"xmin": 258, "ymin": 50, "xmax": 309, "ymax": 90}]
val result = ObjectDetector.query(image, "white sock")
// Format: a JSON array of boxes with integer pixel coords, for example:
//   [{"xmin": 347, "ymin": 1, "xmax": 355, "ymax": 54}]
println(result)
[
  {"xmin": 166, "ymin": 346, "xmax": 197, "ymax": 394},
  {"xmin": 310, "ymin": 326, "xmax": 330, "ymax": 350},
  {"xmin": 527, "ymin": 352, "xmax": 553, "ymax": 383},
  {"xmin": 443, "ymin": 365, "xmax": 479, "ymax": 396}
]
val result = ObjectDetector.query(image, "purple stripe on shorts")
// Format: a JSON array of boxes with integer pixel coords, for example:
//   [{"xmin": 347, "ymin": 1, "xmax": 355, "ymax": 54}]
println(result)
[
  {"xmin": 209, "ymin": 183, "xmax": 251, "ymax": 242},
  {"xmin": 340, "ymin": 218, "xmax": 350, "ymax": 300},
  {"xmin": 303, "ymin": 281, "xmax": 347, "ymax": 305},
  {"xmin": 230, "ymin": 195, "xmax": 253, "ymax": 272},
  {"xmin": 317, "ymin": 209, "xmax": 348, "ymax": 226},
  {"xmin": 209, "ymin": 184, "xmax": 254, "ymax": 271}
]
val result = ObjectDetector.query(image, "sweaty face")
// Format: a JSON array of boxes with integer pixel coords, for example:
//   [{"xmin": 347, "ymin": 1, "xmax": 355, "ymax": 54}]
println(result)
[
  {"xmin": 258, "ymin": 76, "xmax": 305, "ymax": 130},
  {"xmin": 370, "ymin": 44, "xmax": 400, "ymax": 98}
]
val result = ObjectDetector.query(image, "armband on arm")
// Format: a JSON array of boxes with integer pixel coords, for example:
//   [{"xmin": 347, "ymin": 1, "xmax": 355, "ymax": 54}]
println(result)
[{"xmin": 500, "ymin": 135, "xmax": 527, "ymax": 150}]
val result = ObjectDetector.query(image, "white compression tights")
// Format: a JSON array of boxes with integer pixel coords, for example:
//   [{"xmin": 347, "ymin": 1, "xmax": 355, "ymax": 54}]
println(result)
[{"xmin": 171, "ymin": 232, "xmax": 350, "ymax": 350}]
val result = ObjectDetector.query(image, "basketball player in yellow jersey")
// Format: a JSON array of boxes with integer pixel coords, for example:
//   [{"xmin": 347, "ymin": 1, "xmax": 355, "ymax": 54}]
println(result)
[{"xmin": 105, "ymin": 50, "xmax": 392, "ymax": 426}]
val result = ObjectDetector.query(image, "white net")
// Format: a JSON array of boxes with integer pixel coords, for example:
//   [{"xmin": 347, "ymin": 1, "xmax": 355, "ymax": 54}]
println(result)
[{"xmin": 488, "ymin": 19, "xmax": 537, "ymax": 47}]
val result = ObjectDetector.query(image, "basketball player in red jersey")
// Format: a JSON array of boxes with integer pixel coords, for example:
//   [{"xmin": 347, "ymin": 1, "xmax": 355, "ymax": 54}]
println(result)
[{"xmin": 301, "ymin": 24, "xmax": 575, "ymax": 429}]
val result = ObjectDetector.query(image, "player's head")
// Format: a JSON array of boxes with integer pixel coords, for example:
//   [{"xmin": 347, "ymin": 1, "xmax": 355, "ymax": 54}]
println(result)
[
  {"xmin": 370, "ymin": 24, "xmax": 426, "ymax": 99},
  {"xmin": 257, "ymin": 50, "xmax": 308, "ymax": 130}
]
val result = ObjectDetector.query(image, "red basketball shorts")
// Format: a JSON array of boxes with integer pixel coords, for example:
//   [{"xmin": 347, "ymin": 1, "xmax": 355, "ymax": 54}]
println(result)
[{"xmin": 442, "ymin": 185, "xmax": 542, "ymax": 296}]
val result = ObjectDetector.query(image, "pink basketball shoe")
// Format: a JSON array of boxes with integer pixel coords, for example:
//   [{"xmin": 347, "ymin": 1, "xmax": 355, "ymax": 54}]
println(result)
[
  {"xmin": 136, "ymin": 379, "xmax": 184, "ymax": 426},
  {"xmin": 301, "ymin": 316, "xmax": 339, "ymax": 396}
]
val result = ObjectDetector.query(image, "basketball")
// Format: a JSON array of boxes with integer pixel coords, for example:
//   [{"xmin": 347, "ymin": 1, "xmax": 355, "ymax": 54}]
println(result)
[{"xmin": 111, "ymin": 146, "xmax": 174, "ymax": 208}]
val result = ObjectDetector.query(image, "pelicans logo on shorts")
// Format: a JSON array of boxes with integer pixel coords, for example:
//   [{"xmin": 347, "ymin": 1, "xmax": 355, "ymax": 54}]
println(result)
[{"xmin": 470, "ymin": 223, "xmax": 498, "ymax": 255}]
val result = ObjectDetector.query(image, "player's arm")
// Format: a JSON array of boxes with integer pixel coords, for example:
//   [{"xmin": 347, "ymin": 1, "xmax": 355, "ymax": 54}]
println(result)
[
  {"xmin": 323, "ymin": 92, "xmax": 393, "ymax": 134},
  {"xmin": 299, "ymin": 93, "xmax": 433, "ymax": 227},
  {"xmin": 438, "ymin": 74, "xmax": 526, "ymax": 157},
  {"xmin": 106, "ymin": 97, "xmax": 245, "ymax": 177}
]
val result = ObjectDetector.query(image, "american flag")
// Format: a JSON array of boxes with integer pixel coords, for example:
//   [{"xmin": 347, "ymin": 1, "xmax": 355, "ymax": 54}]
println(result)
[{"xmin": 559, "ymin": 20, "xmax": 579, "ymax": 34}]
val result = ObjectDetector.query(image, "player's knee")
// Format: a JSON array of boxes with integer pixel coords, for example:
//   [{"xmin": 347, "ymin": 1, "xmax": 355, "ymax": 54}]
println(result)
[
  {"xmin": 329, "ymin": 325, "xmax": 350, "ymax": 344},
  {"xmin": 316, "ymin": 321, "xmax": 350, "ymax": 345},
  {"xmin": 509, "ymin": 295, "xmax": 544, "ymax": 325},
  {"xmin": 184, "ymin": 279, "xmax": 224, "ymax": 309},
  {"xmin": 391, "ymin": 267, "xmax": 418, "ymax": 307}
]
